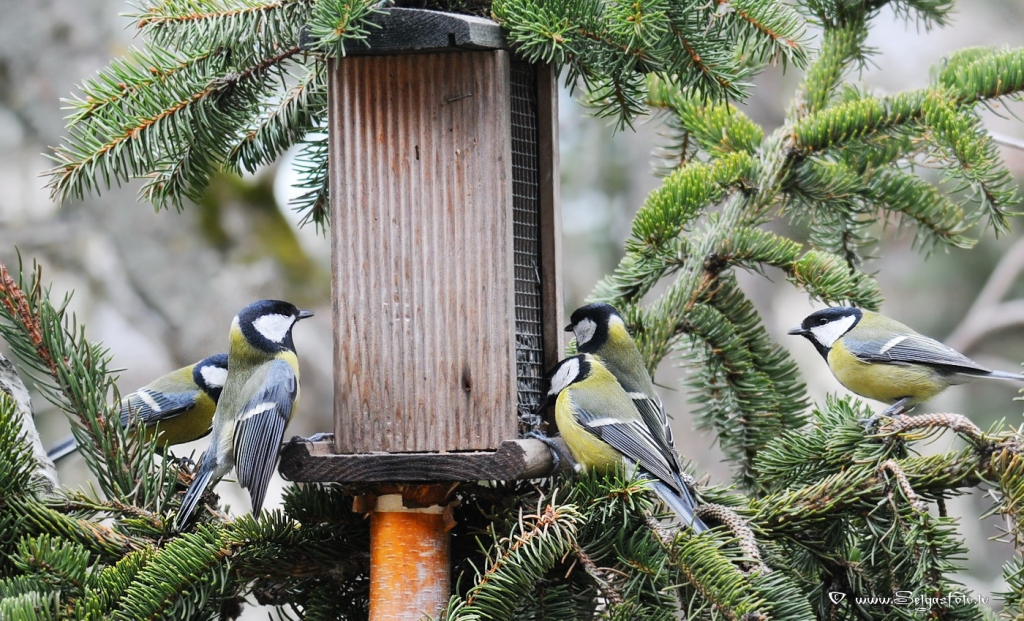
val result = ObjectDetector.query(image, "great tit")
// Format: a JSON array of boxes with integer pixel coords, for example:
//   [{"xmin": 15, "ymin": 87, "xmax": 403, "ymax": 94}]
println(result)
[
  {"xmin": 565, "ymin": 303, "xmax": 681, "ymax": 480},
  {"xmin": 544, "ymin": 353, "xmax": 707, "ymax": 533},
  {"xmin": 788, "ymin": 306, "xmax": 1024, "ymax": 416},
  {"xmin": 47, "ymin": 354, "xmax": 229, "ymax": 463},
  {"xmin": 177, "ymin": 300, "xmax": 313, "ymax": 526}
]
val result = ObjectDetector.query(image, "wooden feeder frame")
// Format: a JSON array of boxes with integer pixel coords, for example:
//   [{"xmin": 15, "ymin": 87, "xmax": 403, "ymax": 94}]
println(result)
[{"xmin": 279, "ymin": 8, "xmax": 562, "ymax": 485}]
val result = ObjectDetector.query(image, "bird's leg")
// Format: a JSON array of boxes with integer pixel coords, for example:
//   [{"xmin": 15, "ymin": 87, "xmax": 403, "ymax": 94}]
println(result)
[
  {"xmin": 859, "ymin": 397, "xmax": 913, "ymax": 432},
  {"xmin": 525, "ymin": 431, "xmax": 578, "ymax": 473},
  {"xmin": 881, "ymin": 397, "xmax": 912, "ymax": 418},
  {"xmin": 162, "ymin": 450, "xmax": 196, "ymax": 470}
]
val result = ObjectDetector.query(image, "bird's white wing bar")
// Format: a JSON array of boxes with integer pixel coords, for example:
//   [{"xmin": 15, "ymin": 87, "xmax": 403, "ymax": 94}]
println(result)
[
  {"xmin": 120, "ymin": 390, "xmax": 198, "ymax": 426},
  {"xmin": 848, "ymin": 333, "xmax": 991, "ymax": 373},
  {"xmin": 233, "ymin": 359, "xmax": 297, "ymax": 515},
  {"xmin": 575, "ymin": 408, "xmax": 679, "ymax": 491}
]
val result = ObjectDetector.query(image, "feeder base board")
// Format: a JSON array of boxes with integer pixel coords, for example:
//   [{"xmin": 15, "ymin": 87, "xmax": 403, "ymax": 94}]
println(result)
[{"xmin": 278, "ymin": 438, "xmax": 564, "ymax": 483}]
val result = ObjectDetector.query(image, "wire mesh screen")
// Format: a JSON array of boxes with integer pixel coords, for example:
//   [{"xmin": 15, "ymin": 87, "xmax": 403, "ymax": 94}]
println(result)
[{"xmin": 510, "ymin": 60, "xmax": 545, "ymax": 434}]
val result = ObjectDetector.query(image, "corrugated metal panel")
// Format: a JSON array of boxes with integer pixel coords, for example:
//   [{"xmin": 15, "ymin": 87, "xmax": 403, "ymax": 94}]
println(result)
[{"xmin": 330, "ymin": 51, "xmax": 516, "ymax": 453}]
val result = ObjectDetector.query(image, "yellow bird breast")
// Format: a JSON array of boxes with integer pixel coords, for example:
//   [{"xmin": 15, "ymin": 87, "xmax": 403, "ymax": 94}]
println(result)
[
  {"xmin": 827, "ymin": 340, "xmax": 948, "ymax": 406},
  {"xmin": 555, "ymin": 392, "xmax": 622, "ymax": 472}
]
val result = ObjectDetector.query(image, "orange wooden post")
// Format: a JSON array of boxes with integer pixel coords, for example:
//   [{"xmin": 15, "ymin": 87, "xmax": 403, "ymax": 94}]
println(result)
[{"xmin": 367, "ymin": 487, "xmax": 453, "ymax": 621}]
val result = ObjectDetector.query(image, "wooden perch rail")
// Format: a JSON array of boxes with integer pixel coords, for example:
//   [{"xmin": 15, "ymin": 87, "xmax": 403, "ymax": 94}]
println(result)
[{"xmin": 278, "ymin": 438, "xmax": 565, "ymax": 483}]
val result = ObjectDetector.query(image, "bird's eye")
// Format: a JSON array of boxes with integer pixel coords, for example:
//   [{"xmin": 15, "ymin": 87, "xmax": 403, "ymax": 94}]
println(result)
[{"xmin": 817, "ymin": 318, "xmax": 828, "ymax": 325}]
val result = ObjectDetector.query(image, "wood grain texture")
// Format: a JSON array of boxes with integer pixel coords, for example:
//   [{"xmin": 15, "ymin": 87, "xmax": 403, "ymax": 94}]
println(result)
[
  {"xmin": 370, "ymin": 499, "xmax": 449, "ymax": 621},
  {"xmin": 278, "ymin": 439, "xmax": 562, "ymax": 483},
  {"xmin": 536, "ymin": 63, "xmax": 564, "ymax": 433},
  {"xmin": 536, "ymin": 63, "xmax": 564, "ymax": 370},
  {"xmin": 330, "ymin": 51, "xmax": 516, "ymax": 453}
]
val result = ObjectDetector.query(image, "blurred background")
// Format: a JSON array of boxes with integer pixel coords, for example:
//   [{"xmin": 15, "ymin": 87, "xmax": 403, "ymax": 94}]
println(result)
[{"xmin": 3, "ymin": 0, "xmax": 1024, "ymax": 613}]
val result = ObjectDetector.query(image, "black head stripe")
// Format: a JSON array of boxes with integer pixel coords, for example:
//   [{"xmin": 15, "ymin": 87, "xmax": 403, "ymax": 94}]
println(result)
[
  {"xmin": 799, "ymin": 306, "xmax": 863, "ymax": 333},
  {"xmin": 193, "ymin": 353, "xmax": 229, "ymax": 400},
  {"xmin": 568, "ymin": 303, "xmax": 622, "ymax": 353},
  {"xmin": 237, "ymin": 299, "xmax": 302, "ymax": 354},
  {"xmin": 796, "ymin": 306, "xmax": 863, "ymax": 360}
]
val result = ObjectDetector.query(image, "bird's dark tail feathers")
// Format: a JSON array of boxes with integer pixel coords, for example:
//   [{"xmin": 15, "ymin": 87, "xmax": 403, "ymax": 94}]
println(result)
[
  {"xmin": 986, "ymin": 370, "xmax": 1024, "ymax": 382},
  {"xmin": 651, "ymin": 480, "xmax": 708, "ymax": 533},
  {"xmin": 176, "ymin": 461, "xmax": 215, "ymax": 528},
  {"xmin": 47, "ymin": 435, "xmax": 78, "ymax": 463}
]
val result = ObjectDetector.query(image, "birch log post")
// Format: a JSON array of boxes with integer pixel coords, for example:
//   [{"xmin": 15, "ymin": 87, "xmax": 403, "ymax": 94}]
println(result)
[{"xmin": 0, "ymin": 352, "xmax": 58, "ymax": 494}]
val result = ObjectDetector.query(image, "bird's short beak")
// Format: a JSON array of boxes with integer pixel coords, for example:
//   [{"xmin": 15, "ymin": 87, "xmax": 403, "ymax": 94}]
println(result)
[
  {"xmin": 787, "ymin": 327, "xmax": 806, "ymax": 336},
  {"xmin": 297, "ymin": 309, "xmax": 315, "ymax": 320},
  {"xmin": 564, "ymin": 324, "xmax": 573, "ymax": 332}
]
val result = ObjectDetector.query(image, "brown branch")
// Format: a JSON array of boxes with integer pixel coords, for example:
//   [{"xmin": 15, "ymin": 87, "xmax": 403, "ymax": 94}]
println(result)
[
  {"xmin": 945, "ymin": 236, "xmax": 1024, "ymax": 353},
  {"xmin": 694, "ymin": 503, "xmax": 769, "ymax": 575},
  {"xmin": 70, "ymin": 50, "xmax": 219, "ymax": 125},
  {"xmin": 466, "ymin": 503, "xmax": 574, "ymax": 605},
  {"xmin": 572, "ymin": 545, "xmax": 624, "ymax": 605},
  {"xmin": 878, "ymin": 460, "xmax": 927, "ymax": 513},
  {"xmin": 0, "ymin": 263, "xmax": 58, "ymax": 377},
  {"xmin": 715, "ymin": 0, "xmax": 800, "ymax": 50},
  {"xmin": 877, "ymin": 412, "xmax": 985, "ymax": 446}
]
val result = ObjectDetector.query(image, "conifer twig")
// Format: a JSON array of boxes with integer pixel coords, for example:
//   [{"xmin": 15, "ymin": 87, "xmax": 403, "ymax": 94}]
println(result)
[
  {"xmin": 878, "ymin": 413, "xmax": 985, "ymax": 445},
  {"xmin": 878, "ymin": 460, "xmax": 927, "ymax": 513},
  {"xmin": 694, "ymin": 504, "xmax": 769, "ymax": 574}
]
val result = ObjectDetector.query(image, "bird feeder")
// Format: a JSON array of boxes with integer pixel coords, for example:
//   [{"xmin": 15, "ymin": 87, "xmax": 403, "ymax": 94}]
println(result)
[{"xmin": 278, "ymin": 8, "xmax": 562, "ymax": 620}]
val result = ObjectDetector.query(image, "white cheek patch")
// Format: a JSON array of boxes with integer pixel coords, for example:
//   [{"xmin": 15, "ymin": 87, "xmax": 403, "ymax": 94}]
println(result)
[
  {"xmin": 253, "ymin": 314, "xmax": 296, "ymax": 343},
  {"xmin": 239, "ymin": 402, "xmax": 278, "ymax": 422},
  {"xmin": 574, "ymin": 318, "xmax": 597, "ymax": 346},
  {"xmin": 201, "ymin": 365, "xmax": 228, "ymax": 389},
  {"xmin": 809, "ymin": 314, "xmax": 857, "ymax": 349},
  {"xmin": 548, "ymin": 358, "xmax": 581, "ymax": 395}
]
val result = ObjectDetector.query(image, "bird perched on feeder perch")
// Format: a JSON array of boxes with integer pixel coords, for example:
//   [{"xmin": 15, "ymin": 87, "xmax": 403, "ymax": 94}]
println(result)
[
  {"xmin": 541, "ymin": 353, "xmax": 707, "ymax": 532},
  {"xmin": 177, "ymin": 300, "xmax": 313, "ymax": 526},
  {"xmin": 566, "ymin": 303, "xmax": 683, "ymax": 472}
]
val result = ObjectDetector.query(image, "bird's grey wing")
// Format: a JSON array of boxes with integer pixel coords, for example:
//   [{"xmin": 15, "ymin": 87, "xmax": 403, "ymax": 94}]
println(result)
[
  {"xmin": 47, "ymin": 435, "xmax": 78, "ymax": 462},
  {"xmin": 573, "ymin": 405, "xmax": 680, "ymax": 491},
  {"xmin": 846, "ymin": 333, "xmax": 991, "ymax": 374},
  {"xmin": 119, "ymin": 390, "xmax": 199, "ymax": 427},
  {"xmin": 628, "ymin": 392, "xmax": 683, "ymax": 470},
  {"xmin": 233, "ymin": 359, "xmax": 297, "ymax": 515}
]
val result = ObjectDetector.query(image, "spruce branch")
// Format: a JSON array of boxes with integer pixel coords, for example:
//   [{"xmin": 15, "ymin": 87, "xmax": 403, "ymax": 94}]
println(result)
[
  {"xmin": 717, "ymin": 0, "xmax": 809, "ymax": 68},
  {"xmin": 694, "ymin": 503, "xmax": 768, "ymax": 575},
  {"xmin": 307, "ymin": 0, "xmax": 384, "ymax": 57},
  {"xmin": 448, "ymin": 494, "xmax": 583, "ymax": 620},
  {"xmin": 0, "ymin": 260, "xmax": 177, "ymax": 512},
  {"xmin": 291, "ymin": 134, "xmax": 330, "ymax": 229},
  {"xmin": 131, "ymin": 0, "xmax": 314, "ymax": 58},
  {"xmin": 112, "ymin": 525, "xmax": 233, "ymax": 621},
  {"xmin": 877, "ymin": 412, "xmax": 986, "ymax": 446},
  {"xmin": 878, "ymin": 459, "xmax": 928, "ymax": 513},
  {"xmin": 226, "ymin": 60, "xmax": 327, "ymax": 175},
  {"xmin": 793, "ymin": 20, "xmax": 866, "ymax": 118}
]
